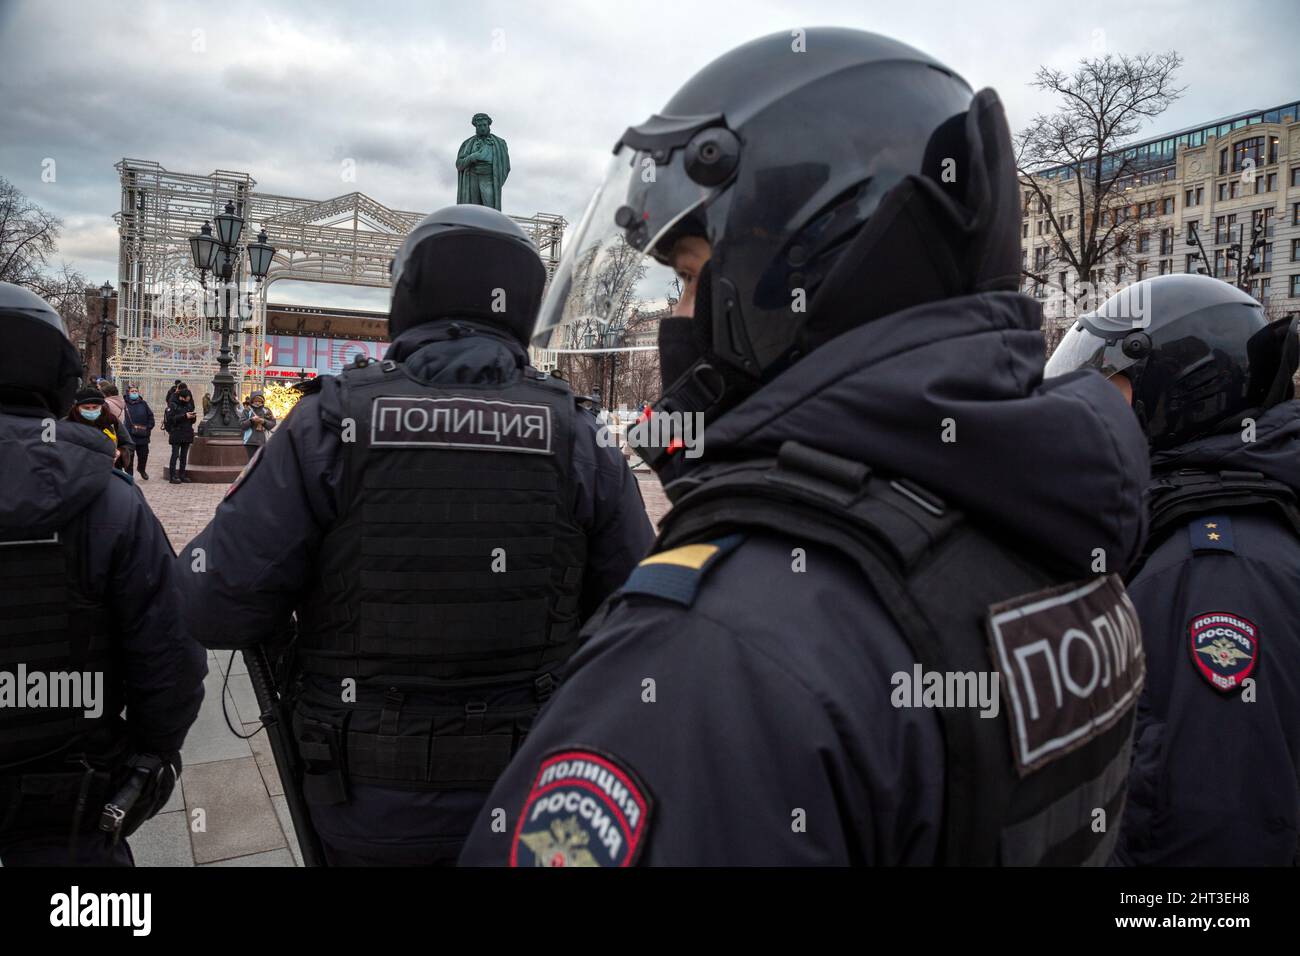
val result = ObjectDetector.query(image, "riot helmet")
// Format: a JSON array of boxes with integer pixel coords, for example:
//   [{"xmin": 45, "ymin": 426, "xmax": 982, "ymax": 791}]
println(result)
[
  {"xmin": 532, "ymin": 28, "xmax": 1022, "ymax": 470},
  {"xmin": 389, "ymin": 204, "xmax": 547, "ymax": 346},
  {"xmin": 0, "ymin": 282, "xmax": 83, "ymax": 412},
  {"xmin": 1045, "ymin": 273, "xmax": 1298, "ymax": 450}
]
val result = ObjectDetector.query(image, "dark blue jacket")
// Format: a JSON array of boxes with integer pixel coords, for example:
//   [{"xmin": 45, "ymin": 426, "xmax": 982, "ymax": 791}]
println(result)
[
  {"xmin": 1115, "ymin": 400, "xmax": 1300, "ymax": 866},
  {"xmin": 122, "ymin": 395, "xmax": 156, "ymax": 445},
  {"xmin": 180, "ymin": 321, "xmax": 655, "ymax": 860},
  {"xmin": 459, "ymin": 291, "xmax": 1150, "ymax": 866},
  {"xmin": 0, "ymin": 406, "xmax": 206, "ymax": 759}
]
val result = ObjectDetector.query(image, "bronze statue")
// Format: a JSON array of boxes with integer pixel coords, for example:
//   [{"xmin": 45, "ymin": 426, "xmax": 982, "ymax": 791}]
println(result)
[{"xmin": 456, "ymin": 113, "xmax": 510, "ymax": 210}]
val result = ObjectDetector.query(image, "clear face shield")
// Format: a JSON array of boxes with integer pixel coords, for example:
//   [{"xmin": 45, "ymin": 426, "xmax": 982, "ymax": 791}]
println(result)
[
  {"xmin": 1043, "ymin": 287, "xmax": 1156, "ymax": 381},
  {"xmin": 531, "ymin": 148, "xmax": 722, "ymax": 361}
]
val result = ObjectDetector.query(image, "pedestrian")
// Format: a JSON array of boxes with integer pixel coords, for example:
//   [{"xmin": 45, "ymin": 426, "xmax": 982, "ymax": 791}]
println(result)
[
  {"xmin": 121, "ymin": 383, "xmax": 156, "ymax": 479},
  {"xmin": 460, "ymin": 28, "xmax": 1150, "ymax": 867},
  {"xmin": 165, "ymin": 379, "xmax": 181, "ymax": 406},
  {"xmin": 165, "ymin": 383, "xmax": 197, "ymax": 483},
  {"xmin": 1045, "ymin": 273, "xmax": 1300, "ymax": 865},
  {"xmin": 0, "ymin": 283, "xmax": 206, "ymax": 866},
  {"xmin": 99, "ymin": 380, "xmax": 126, "ymax": 421},
  {"xmin": 202, "ymin": 391, "xmax": 211, "ymax": 416},
  {"xmin": 181, "ymin": 204, "xmax": 655, "ymax": 866},
  {"xmin": 239, "ymin": 390, "xmax": 276, "ymax": 460},
  {"xmin": 67, "ymin": 385, "xmax": 134, "ymax": 473}
]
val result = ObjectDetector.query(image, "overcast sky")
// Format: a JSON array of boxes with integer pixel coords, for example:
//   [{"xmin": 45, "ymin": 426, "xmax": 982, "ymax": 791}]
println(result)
[{"xmin": 1, "ymin": 0, "xmax": 1296, "ymax": 311}]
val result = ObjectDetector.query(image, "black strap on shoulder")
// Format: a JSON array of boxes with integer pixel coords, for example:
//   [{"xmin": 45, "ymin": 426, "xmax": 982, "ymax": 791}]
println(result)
[
  {"xmin": 660, "ymin": 441, "xmax": 1084, "ymax": 865},
  {"xmin": 1138, "ymin": 468, "xmax": 1300, "ymax": 570},
  {"xmin": 660, "ymin": 441, "xmax": 962, "ymax": 668}
]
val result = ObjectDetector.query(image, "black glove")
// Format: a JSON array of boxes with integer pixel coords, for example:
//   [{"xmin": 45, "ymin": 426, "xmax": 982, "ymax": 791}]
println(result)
[{"xmin": 99, "ymin": 753, "xmax": 178, "ymax": 841}]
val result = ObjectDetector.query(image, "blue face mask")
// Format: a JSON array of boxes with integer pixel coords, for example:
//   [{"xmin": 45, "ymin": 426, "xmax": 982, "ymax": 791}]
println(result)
[
  {"xmin": 128, "ymin": 391, "xmax": 140, "ymax": 400},
  {"xmin": 80, "ymin": 407, "xmax": 103, "ymax": 422}
]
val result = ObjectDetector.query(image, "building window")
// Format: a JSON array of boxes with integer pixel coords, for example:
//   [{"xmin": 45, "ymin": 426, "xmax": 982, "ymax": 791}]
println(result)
[
  {"xmin": 1294, "ymin": 202, "xmax": 1300, "ymax": 226},
  {"xmin": 1291, "ymin": 166, "xmax": 1300, "ymax": 188},
  {"xmin": 1137, "ymin": 232, "xmax": 1150, "ymax": 253},
  {"xmin": 1291, "ymin": 238, "xmax": 1300, "ymax": 262},
  {"xmin": 1022, "ymin": 221, "xmax": 1028, "ymax": 238},
  {"xmin": 1291, "ymin": 275, "xmax": 1300, "ymax": 297},
  {"xmin": 1230, "ymin": 136, "xmax": 1266, "ymax": 172},
  {"xmin": 1160, "ymin": 227, "xmax": 1173, "ymax": 255},
  {"xmin": 1259, "ymin": 243, "xmax": 1273, "ymax": 272},
  {"xmin": 1185, "ymin": 253, "xmax": 1202, "ymax": 274},
  {"xmin": 1214, "ymin": 249, "xmax": 1227, "ymax": 277},
  {"xmin": 1137, "ymin": 261, "xmax": 1148, "ymax": 280},
  {"xmin": 1162, "ymin": 197, "xmax": 1174, "ymax": 215},
  {"xmin": 1215, "ymin": 214, "xmax": 1237, "ymax": 244},
  {"xmin": 1159, "ymin": 259, "xmax": 1172, "ymax": 275},
  {"xmin": 1184, "ymin": 187, "xmax": 1203, "ymax": 208},
  {"xmin": 1185, "ymin": 221, "xmax": 1199, "ymax": 243}
]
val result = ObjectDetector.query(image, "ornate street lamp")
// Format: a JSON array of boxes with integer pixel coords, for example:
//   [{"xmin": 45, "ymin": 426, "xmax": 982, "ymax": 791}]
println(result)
[
  {"xmin": 188, "ymin": 200, "xmax": 275, "ymax": 437},
  {"xmin": 97, "ymin": 281, "xmax": 116, "ymax": 381},
  {"xmin": 189, "ymin": 221, "xmax": 218, "ymax": 274},
  {"xmin": 214, "ymin": 200, "xmax": 244, "ymax": 248}
]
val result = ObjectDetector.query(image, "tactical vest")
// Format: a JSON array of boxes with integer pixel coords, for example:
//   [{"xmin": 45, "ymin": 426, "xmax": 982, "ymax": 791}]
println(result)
[
  {"xmin": 1131, "ymin": 467, "xmax": 1300, "ymax": 577},
  {"xmin": 657, "ymin": 441, "xmax": 1144, "ymax": 866},
  {"xmin": 0, "ymin": 512, "xmax": 123, "ymax": 834},
  {"xmin": 294, "ymin": 360, "xmax": 588, "ymax": 797}
]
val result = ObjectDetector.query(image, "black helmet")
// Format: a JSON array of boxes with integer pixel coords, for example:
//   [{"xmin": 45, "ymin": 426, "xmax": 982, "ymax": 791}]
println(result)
[
  {"xmin": 1045, "ymin": 274, "xmax": 1299, "ymax": 450},
  {"xmin": 0, "ymin": 282, "xmax": 83, "ymax": 412},
  {"xmin": 389, "ymin": 204, "xmax": 546, "ymax": 346},
  {"xmin": 532, "ymin": 28, "xmax": 1020, "ymax": 467}
]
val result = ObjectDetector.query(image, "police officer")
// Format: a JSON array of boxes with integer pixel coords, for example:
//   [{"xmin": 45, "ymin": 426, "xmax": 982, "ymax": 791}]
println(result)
[
  {"xmin": 459, "ymin": 28, "xmax": 1151, "ymax": 867},
  {"xmin": 182, "ymin": 205, "xmax": 654, "ymax": 865},
  {"xmin": 1045, "ymin": 273, "xmax": 1300, "ymax": 865},
  {"xmin": 0, "ymin": 283, "xmax": 206, "ymax": 866}
]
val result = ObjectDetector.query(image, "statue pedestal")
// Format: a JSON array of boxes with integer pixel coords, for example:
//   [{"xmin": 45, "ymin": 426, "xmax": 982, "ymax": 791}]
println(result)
[{"xmin": 186, "ymin": 436, "xmax": 247, "ymax": 484}]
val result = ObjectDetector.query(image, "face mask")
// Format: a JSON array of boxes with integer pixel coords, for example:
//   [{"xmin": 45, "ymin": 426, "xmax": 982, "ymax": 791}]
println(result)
[
  {"xmin": 128, "ymin": 392, "xmax": 139, "ymax": 400},
  {"xmin": 657, "ymin": 316, "xmax": 709, "ymax": 394},
  {"xmin": 80, "ymin": 407, "xmax": 103, "ymax": 422}
]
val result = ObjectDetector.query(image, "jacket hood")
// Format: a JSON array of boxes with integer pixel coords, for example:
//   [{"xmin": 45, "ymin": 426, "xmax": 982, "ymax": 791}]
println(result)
[
  {"xmin": 0, "ymin": 409, "xmax": 115, "ymax": 530},
  {"xmin": 1150, "ymin": 399, "xmax": 1300, "ymax": 494},
  {"xmin": 696, "ymin": 291, "xmax": 1151, "ymax": 575},
  {"xmin": 385, "ymin": 319, "xmax": 526, "ymax": 386}
]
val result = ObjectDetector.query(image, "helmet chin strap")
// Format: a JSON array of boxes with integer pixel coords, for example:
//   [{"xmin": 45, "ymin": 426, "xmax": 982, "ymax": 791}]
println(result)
[{"xmin": 631, "ymin": 262, "xmax": 757, "ymax": 474}]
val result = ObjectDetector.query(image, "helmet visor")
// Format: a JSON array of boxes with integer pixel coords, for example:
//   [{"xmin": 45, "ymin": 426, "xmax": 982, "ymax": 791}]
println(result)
[{"xmin": 532, "ymin": 147, "xmax": 718, "ymax": 354}]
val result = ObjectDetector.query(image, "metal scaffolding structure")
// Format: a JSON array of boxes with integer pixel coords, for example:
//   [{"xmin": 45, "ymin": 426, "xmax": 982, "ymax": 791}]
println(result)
[{"xmin": 112, "ymin": 158, "xmax": 566, "ymax": 409}]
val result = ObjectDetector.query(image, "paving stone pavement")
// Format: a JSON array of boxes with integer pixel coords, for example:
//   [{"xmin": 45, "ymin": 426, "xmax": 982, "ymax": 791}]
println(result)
[{"xmin": 127, "ymin": 433, "xmax": 669, "ymax": 865}]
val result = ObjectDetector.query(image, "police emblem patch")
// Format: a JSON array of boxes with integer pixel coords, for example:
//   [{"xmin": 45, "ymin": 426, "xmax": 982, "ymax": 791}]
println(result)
[
  {"xmin": 1188, "ymin": 612, "xmax": 1258, "ymax": 692},
  {"xmin": 511, "ymin": 749, "xmax": 652, "ymax": 867}
]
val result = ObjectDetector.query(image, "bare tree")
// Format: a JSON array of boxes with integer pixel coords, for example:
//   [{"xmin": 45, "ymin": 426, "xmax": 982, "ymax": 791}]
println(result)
[
  {"xmin": 0, "ymin": 176, "xmax": 63, "ymax": 288},
  {"xmin": 1016, "ymin": 52, "xmax": 1185, "ymax": 341}
]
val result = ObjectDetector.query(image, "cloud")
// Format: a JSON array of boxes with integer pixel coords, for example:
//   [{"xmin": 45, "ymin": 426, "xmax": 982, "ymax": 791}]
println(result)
[{"xmin": 1, "ymin": 0, "xmax": 1295, "ymax": 309}]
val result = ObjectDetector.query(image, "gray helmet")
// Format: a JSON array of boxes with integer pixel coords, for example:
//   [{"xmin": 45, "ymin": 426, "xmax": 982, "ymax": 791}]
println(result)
[
  {"xmin": 0, "ymin": 282, "xmax": 83, "ymax": 412},
  {"xmin": 388, "ymin": 204, "xmax": 546, "ymax": 346},
  {"xmin": 1046, "ymin": 274, "xmax": 1298, "ymax": 450}
]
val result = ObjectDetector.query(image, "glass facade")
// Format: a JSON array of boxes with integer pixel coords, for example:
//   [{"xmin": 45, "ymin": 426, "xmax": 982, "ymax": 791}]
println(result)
[{"xmin": 1036, "ymin": 100, "xmax": 1299, "ymax": 181}]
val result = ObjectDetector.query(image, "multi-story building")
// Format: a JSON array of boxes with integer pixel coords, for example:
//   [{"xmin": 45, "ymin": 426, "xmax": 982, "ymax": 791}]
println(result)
[{"xmin": 1021, "ymin": 100, "xmax": 1300, "ymax": 344}]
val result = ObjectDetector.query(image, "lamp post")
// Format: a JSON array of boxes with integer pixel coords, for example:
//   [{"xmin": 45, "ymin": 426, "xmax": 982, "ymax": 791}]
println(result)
[
  {"xmin": 97, "ymin": 281, "xmax": 116, "ymax": 381},
  {"xmin": 188, "ymin": 203, "xmax": 275, "ymax": 436},
  {"xmin": 604, "ymin": 318, "xmax": 626, "ymax": 410}
]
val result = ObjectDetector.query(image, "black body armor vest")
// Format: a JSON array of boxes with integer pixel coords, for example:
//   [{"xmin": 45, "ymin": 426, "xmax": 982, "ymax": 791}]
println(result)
[
  {"xmin": 658, "ymin": 441, "xmax": 1145, "ymax": 866},
  {"xmin": 293, "ymin": 360, "xmax": 588, "ymax": 797},
  {"xmin": 0, "ymin": 526, "xmax": 119, "ymax": 766},
  {"xmin": 0, "ymin": 510, "xmax": 124, "ymax": 836}
]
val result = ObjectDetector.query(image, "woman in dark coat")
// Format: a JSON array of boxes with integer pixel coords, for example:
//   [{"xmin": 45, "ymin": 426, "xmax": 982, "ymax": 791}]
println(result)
[
  {"xmin": 165, "ymin": 383, "xmax": 197, "ymax": 483},
  {"xmin": 121, "ymin": 384, "xmax": 156, "ymax": 480},
  {"xmin": 67, "ymin": 386, "xmax": 134, "ymax": 470}
]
